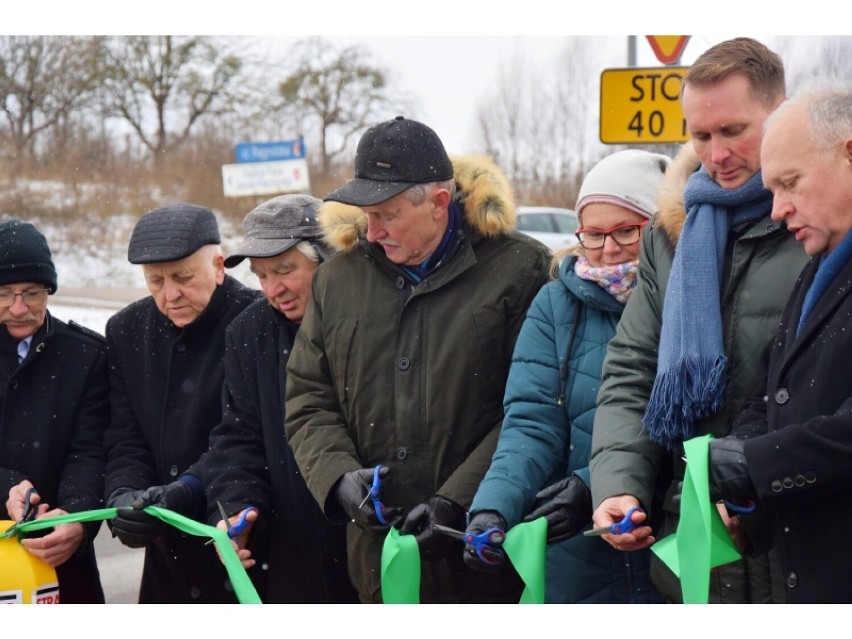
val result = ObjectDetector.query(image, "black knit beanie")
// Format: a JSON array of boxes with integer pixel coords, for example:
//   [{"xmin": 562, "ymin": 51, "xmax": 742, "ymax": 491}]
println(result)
[{"xmin": 0, "ymin": 219, "xmax": 58, "ymax": 294}]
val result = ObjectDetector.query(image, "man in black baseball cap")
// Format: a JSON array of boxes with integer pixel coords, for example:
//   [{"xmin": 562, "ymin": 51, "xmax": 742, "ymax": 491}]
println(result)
[
  {"xmin": 285, "ymin": 117, "xmax": 552, "ymax": 603},
  {"xmin": 103, "ymin": 202, "xmax": 258, "ymax": 603}
]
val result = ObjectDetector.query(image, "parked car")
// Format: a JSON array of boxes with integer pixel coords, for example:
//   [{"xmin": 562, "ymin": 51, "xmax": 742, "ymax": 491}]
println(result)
[{"xmin": 516, "ymin": 206, "xmax": 579, "ymax": 251}]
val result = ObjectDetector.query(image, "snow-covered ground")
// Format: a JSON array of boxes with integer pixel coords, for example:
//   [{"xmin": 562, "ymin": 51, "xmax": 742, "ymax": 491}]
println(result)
[{"xmin": 50, "ymin": 303, "xmax": 116, "ymax": 336}]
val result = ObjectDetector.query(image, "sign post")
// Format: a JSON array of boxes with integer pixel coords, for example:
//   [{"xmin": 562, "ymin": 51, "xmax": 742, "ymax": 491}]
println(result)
[
  {"xmin": 599, "ymin": 66, "xmax": 689, "ymax": 144},
  {"xmin": 223, "ymin": 137, "xmax": 310, "ymax": 197},
  {"xmin": 222, "ymin": 158, "xmax": 310, "ymax": 198}
]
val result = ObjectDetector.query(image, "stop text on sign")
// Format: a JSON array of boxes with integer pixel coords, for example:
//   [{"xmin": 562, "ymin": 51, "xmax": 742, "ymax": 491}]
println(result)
[{"xmin": 599, "ymin": 67, "xmax": 690, "ymax": 144}]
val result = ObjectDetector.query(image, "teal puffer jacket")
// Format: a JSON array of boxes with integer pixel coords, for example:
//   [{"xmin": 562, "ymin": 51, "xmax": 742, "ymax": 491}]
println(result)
[{"xmin": 471, "ymin": 254, "xmax": 663, "ymax": 603}]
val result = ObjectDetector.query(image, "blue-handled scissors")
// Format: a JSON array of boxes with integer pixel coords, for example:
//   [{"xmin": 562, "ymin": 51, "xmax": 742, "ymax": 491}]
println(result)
[
  {"xmin": 217, "ymin": 501, "xmax": 257, "ymax": 539},
  {"xmin": 583, "ymin": 506, "xmax": 643, "ymax": 536},
  {"xmin": 432, "ymin": 524, "xmax": 506, "ymax": 565},
  {"xmin": 357, "ymin": 465, "xmax": 389, "ymax": 525}
]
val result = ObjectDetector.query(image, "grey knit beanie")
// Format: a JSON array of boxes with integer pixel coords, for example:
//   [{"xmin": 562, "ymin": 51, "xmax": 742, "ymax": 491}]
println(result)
[{"xmin": 575, "ymin": 149, "xmax": 671, "ymax": 221}]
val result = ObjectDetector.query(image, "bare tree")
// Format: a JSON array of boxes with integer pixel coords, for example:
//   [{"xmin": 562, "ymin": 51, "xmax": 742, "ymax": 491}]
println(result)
[
  {"xmin": 100, "ymin": 36, "xmax": 243, "ymax": 164},
  {"xmin": 0, "ymin": 36, "xmax": 104, "ymax": 165},
  {"xmin": 774, "ymin": 36, "xmax": 852, "ymax": 94},
  {"xmin": 276, "ymin": 37, "xmax": 409, "ymax": 175},
  {"xmin": 477, "ymin": 38, "xmax": 614, "ymax": 205}
]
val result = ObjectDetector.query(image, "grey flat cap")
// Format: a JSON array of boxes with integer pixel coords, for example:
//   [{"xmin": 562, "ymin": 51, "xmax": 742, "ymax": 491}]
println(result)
[
  {"xmin": 224, "ymin": 194, "xmax": 328, "ymax": 268},
  {"xmin": 128, "ymin": 202, "xmax": 221, "ymax": 264}
]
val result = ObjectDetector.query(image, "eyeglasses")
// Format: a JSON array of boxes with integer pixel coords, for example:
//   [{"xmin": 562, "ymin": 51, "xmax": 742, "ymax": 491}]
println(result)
[
  {"xmin": 575, "ymin": 221, "xmax": 648, "ymax": 250},
  {"xmin": 0, "ymin": 288, "xmax": 51, "ymax": 307}
]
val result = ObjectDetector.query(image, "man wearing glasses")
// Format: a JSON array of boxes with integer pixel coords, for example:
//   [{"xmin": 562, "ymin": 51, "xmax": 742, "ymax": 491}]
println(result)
[{"xmin": 1, "ymin": 219, "xmax": 109, "ymax": 603}]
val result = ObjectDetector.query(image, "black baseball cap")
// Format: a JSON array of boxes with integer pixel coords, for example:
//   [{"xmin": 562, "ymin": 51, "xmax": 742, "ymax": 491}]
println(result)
[
  {"xmin": 128, "ymin": 203, "xmax": 221, "ymax": 264},
  {"xmin": 324, "ymin": 116, "xmax": 454, "ymax": 207}
]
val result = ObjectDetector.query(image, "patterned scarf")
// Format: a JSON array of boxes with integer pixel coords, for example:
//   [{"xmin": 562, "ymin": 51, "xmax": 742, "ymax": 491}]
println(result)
[
  {"xmin": 574, "ymin": 256, "xmax": 639, "ymax": 305},
  {"xmin": 644, "ymin": 167, "xmax": 773, "ymax": 450}
]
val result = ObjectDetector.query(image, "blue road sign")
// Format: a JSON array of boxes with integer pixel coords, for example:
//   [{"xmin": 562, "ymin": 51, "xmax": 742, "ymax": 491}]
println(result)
[{"xmin": 235, "ymin": 137, "xmax": 306, "ymax": 163}]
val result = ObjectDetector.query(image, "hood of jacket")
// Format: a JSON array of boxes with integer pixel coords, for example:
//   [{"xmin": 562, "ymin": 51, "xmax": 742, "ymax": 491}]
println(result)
[
  {"xmin": 655, "ymin": 143, "xmax": 701, "ymax": 247},
  {"xmin": 317, "ymin": 154, "xmax": 517, "ymax": 251}
]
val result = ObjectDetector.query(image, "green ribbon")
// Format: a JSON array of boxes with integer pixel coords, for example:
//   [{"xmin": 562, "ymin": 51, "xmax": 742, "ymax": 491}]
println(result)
[
  {"xmin": 381, "ymin": 517, "xmax": 547, "ymax": 604},
  {"xmin": 1, "ymin": 506, "xmax": 261, "ymax": 604},
  {"xmin": 651, "ymin": 434, "xmax": 742, "ymax": 603}
]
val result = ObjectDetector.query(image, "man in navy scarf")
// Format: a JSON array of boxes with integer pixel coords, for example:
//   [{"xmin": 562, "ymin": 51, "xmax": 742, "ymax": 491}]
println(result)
[{"xmin": 708, "ymin": 87, "xmax": 852, "ymax": 603}]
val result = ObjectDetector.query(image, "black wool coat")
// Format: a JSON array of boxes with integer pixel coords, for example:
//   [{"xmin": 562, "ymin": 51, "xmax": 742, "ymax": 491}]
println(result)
[
  {"xmin": 104, "ymin": 275, "xmax": 258, "ymax": 603},
  {"xmin": 737, "ymin": 255, "xmax": 852, "ymax": 603},
  {"xmin": 0, "ymin": 312, "xmax": 108, "ymax": 603},
  {"xmin": 199, "ymin": 299, "xmax": 356, "ymax": 603}
]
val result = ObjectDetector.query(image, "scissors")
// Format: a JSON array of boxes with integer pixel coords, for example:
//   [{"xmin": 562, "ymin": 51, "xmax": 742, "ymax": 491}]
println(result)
[
  {"xmin": 432, "ymin": 523, "xmax": 506, "ymax": 565},
  {"xmin": 357, "ymin": 465, "xmax": 389, "ymax": 525},
  {"xmin": 217, "ymin": 501, "xmax": 257, "ymax": 539},
  {"xmin": 584, "ymin": 506, "xmax": 643, "ymax": 537},
  {"xmin": 1, "ymin": 487, "xmax": 39, "ymax": 539}
]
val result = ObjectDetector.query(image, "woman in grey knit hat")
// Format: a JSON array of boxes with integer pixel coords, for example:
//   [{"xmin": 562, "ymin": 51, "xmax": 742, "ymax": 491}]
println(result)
[{"xmin": 466, "ymin": 149, "xmax": 671, "ymax": 603}]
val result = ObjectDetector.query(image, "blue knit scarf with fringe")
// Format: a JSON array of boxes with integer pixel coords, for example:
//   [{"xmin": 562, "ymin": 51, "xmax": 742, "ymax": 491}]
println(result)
[{"xmin": 643, "ymin": 167, "xmax": 773, "ymax": 450}]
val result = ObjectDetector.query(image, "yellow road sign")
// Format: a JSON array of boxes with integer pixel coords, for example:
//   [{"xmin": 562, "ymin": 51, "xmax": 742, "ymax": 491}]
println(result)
[{"xmin": 600, "ymin": 67, "xmax": 690, "ymax": 144}]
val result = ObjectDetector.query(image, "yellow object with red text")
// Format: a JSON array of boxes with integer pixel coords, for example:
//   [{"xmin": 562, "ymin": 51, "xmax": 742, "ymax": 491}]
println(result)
[{"xmin": 0, "ymin": 521, "xmax": 60, "ymax": 604}]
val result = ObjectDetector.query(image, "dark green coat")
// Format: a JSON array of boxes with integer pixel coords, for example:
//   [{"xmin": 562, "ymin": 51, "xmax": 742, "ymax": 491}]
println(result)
[
  {"xmin": 285, "ymin": 155, "xmax": 550, "ymax": 603},
  {"xmin": 590, "ymin": 144, "xmax": 808, "ymax": 603}
]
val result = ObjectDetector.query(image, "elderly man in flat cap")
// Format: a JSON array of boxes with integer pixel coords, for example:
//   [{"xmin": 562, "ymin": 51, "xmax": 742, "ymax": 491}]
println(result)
[
  {"xmin": 1, "ymin": 219, "xmax": 109, "ymax": 603},
  {"xmin": 196, "ymin": 194, "xmax": 356, "ymax": 603},
  {"xmin": 103, "ymin": 202, "xmax": 258, "ymax": 603}
]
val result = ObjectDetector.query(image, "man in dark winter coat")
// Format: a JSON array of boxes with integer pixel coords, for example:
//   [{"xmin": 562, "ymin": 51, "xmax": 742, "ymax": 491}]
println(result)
[
  {"xmin": 590, "ymin": 38, "xmax": 807, "ymax": 603},
  {"xmin": 103, "ymin": 203, "xmax": 258, "ymax": 603},
  {"xmin": 285, "ymin": 116, "xmax": 551, "ymax": 603},
  {"xmin": 198, "ymin": 194, "xmax": 356, "ymax": 603},
  {"xmin": 1, "ymin": 219, "xmax": 108, "ymax": 603},
  {"xmin": 708, "ymin": 87, "xmax": 852, "ymax": 603}
]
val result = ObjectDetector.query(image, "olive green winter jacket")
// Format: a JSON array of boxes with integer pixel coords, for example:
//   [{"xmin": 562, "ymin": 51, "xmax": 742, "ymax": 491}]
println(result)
[
  {"xmin": 285, "ymin": 155, "xmax": 550, "ymax": 602},
  {"xmin": 590, "ymin": 144, "xmax": 808, "ymax": 603}
]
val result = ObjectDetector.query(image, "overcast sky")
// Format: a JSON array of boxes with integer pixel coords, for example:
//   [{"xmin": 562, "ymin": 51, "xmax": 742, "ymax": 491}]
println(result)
[{"xmin": 5, "ymin": 2, "xmax": 837, "ymax": 155}]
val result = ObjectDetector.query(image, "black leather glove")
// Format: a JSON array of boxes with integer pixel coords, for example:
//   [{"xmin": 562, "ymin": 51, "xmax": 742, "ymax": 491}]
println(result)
[
  {"xmin": 709, "ymin": 437, "xmax": 757, "ymax": 504},
  {"xmin": 333, "ymin": 467, "xmax": 401, "ymax": 531},
  {"xmin": 108, "ymin": 481, "xmax": 196, "ymax": 548},
  {"xmin": 462, "ymin": 510, "xmax": 507, "ymax": 573},
  {"xmin": 522, "ymin": 475, "xmax": 592, "ymax": 544},
  {"xmin": 398, "ymin": 495, "xmax": 466, "ymax": 560}
]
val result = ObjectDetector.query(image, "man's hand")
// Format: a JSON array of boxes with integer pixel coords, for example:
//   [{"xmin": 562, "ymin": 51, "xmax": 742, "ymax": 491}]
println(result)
[
  {"xmin": 108, "ymin": 482, "xmax": 196, "ymax": 548},
  {"xmin": 334, "ymin": 467, "xmax": 401, "ymax": 531},
  {"xmin": 592, "ymin": 495, "xmax": 654, "ymax": 551},
  {"xmin": 20, "ymin": 508, "xmax": 84, "ymax": 568},
  {"xmin": 216, "ymin": 507, "xmax": 258, "ymax": 569},
  {"xmin": 462, "ymin": 510, "xmax": 507, "ymax": 573},
  {"xmin": 398, "ymin": 495, "xmax": 466, "ymax": 560},
  {"xmin": 6, "ymin": 480, "xmax": 47, "ymax": 522},
  {"xmin": 522, "ymin": 475, "xmax": 592, "ymax": 544},
  {"xmin": 709, "ymin": 436, "xmax": 757, "ymax": 504}
]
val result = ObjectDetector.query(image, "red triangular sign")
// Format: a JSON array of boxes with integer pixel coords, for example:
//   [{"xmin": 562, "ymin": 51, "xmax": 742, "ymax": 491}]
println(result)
[{"xmin": 646, "ymin": 35, "xmax": 691, "ymax": 64}]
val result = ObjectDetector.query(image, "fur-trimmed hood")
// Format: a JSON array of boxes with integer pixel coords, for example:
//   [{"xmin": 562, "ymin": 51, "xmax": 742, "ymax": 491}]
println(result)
[
  {"xmin": 655, "ymin": 143, "xmax": 701, "ymax": 246},
  {"xmin": 317, "ymin": 155, "xmax": 516, "ymax": 251}
]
